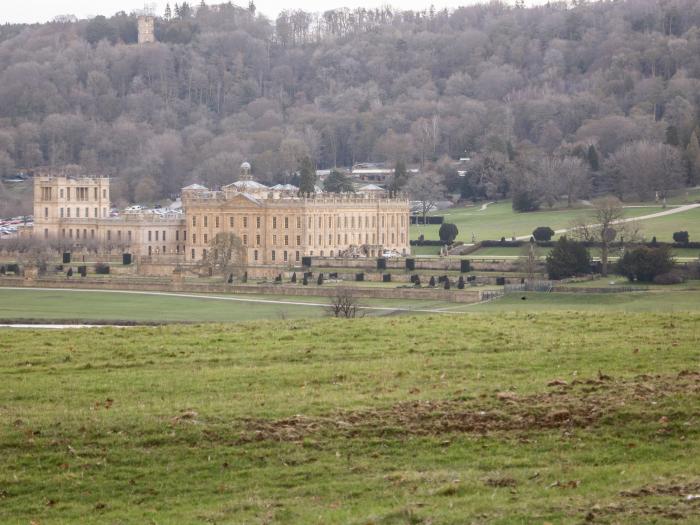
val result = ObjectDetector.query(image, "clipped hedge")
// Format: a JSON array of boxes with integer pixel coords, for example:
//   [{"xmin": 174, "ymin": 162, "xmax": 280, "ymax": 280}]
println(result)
[{"xmin": 410, "ymin": 216, "xmax": 444, "ymax": 225}]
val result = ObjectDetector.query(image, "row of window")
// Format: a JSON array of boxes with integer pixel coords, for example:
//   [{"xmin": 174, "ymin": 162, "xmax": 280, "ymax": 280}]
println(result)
[
  {"xmin": 52, "ymin": 207, "xmax": 108, "ymax": 219},
  {"xmin": 188, "ymin": 246, "xmax": 406, "ymax": 263},
  {"xmin": 190, "ymin": 248, "xmax": 299, "ymax": 263},
  {"xmin": 147, "ymin": 246, "xmax": 184, "ymax": 256},
  {"xmin": 146, "ymin": 230, "xmax": 187, "ymax": 242},
  {"xmin": 191, "ymin": 214, "xmax": 406, "ymax": 230},
  {"xmin": 40, "ymin": 187, "xmax": 107, "ymax": 201},
  {"xmin": 189, "ymin": 230, "xmax": 406, "ymax": 247}
]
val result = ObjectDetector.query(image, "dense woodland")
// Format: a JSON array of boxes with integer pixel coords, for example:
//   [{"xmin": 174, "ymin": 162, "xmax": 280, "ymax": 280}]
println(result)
[{"xmin": 1, "ymin": 0, "xmax": 700, "ymax": 211}]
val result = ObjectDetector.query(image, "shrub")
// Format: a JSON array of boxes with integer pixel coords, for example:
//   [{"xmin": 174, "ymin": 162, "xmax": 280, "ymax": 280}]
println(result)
[
  {"xmin": 291, "ymin": 272, "xmax": 297, "ymax": 283},
  {"xmin": 457, "ymin": 276, "xmax": 465, "ymax": 289},
  {"xmin": 317, "ymin": 273, "xmax": 324, "ymax": 285},
  {"xmin": 429, "ymin": 276, "xmax": 436, "ymax": 287},
  {"xmin": 443, "ymin": 278, "xmax": 451, "ymax": 290},
  {"xmin": 532, "ymin": 226, "xmax": 555, "ymax": 242},
  {"xmin": 438, "ymin": 223, "xmax": 459, "ymax": 244},
  {"xmin": 653, "ymin": 270, "xmax": 685, "ymax": 285},
  {"xmin": 617, "ymin": 245, "xmax": 675, "ymax": 282},
  {"xmin": 545, "ymin": 237, "xmax": 592, "ymax": 280},
  {"xmin": 512, "ymin": 187, "xmax": 541, "ymax": 212},
  {"xmin": 302, "ymin": 275, "xmax": 308, "ymax": 285},
  {"xmin": 673, "ymin": 231, "xmax": 689, "ymax": 244}
]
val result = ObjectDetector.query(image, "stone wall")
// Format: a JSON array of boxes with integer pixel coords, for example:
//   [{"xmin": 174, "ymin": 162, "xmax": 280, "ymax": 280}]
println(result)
[{"xmin": 0, "ymin": 276, "xmax": 482, "ymax": 303}]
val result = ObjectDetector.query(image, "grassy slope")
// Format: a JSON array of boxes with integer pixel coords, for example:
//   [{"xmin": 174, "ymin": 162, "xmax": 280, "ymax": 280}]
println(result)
[
  {"xmin": 1, "ymin": 314, "xmax": 699, "ymax": 524},
  {"xmin": 410, "ymin": 202, "xmax": 668, "ymax": 243},
  {"xmin": 469, "ymin": 246, "xmax": 700, "ymax": 259},
  {"xmin": 410, "ymin": 200, "xmax": 700, "ymax": 250}
]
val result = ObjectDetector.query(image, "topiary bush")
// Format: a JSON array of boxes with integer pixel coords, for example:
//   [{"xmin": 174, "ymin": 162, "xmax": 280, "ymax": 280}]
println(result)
[
  {"xmin": 673, "ymin": 231, "xmax": 689, "ymax": 244},
  {"xmin": 545, "ymin": 237, "xmax": 592, "ymax": 280},
  {"xmin": 532, "ymin": 226, "xmax": 555, "ymax": 242},
  {"xmin": 617, "ymin": 245, "xmax": 675, "ymax": 282},
  {"xmin": 438, "ymin": 223, "xmax": 459, "ymax": 244}
]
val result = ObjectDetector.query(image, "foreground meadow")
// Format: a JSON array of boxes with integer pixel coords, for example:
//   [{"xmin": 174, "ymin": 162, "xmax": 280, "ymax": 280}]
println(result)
[{"xmin": 1, "ymin": 314, "xmax": 699, "ymax": 524}]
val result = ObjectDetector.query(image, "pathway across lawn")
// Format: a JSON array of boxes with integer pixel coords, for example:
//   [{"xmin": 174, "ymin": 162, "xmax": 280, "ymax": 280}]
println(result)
[{"xmin": 514, "ymin": 203, "xmax": 700, "ymax": 241}]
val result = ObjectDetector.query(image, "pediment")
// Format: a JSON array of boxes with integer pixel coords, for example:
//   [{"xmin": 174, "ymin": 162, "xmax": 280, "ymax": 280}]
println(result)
[{"xmin": 227, "ymin": 192, "xmax": 263, "ymax": 207}]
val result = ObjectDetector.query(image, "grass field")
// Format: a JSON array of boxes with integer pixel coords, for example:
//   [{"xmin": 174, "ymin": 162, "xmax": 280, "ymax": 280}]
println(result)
[
  {"xmin": 410, "ymin": 201, "xmax": 670, "ymax": 243},
  {"xmin": 2, "ymin": 285, "xmax": 700, "ymax": 325},
  {"xmin": 1, "ymin": 313, "xmax": 699, "ymax": 524},
  {"xmin": 468, "ymin": 245, "xmax": 700, "ymax": 260},
  {"xmin": 410, "ymin": 199, "xmax": 700, "ymax": 250},
  {"xmin": 0, "ymin": 288, "xmax": 468, "ymax": 323},
  {"xmin": 466, "ymin": 289, "xmax": 700, "ymax": 313}
]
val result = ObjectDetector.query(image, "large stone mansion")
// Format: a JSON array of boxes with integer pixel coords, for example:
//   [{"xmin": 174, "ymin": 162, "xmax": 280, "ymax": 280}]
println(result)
[{"xmin": 32, "ymin": 163, "xmax": 411, "ymax": 270}]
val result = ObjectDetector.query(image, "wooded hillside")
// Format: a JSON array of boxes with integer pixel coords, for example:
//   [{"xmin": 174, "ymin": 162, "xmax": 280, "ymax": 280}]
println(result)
[{"xmin": 1, "ymin": 0, "xmax": 699, "ymax": 206}]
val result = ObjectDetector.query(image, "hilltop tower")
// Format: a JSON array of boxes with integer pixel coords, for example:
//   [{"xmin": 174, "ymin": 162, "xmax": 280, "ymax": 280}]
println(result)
[{"xmin": 137, "ymin": 16, "xmax": 155, "ymax": 44}]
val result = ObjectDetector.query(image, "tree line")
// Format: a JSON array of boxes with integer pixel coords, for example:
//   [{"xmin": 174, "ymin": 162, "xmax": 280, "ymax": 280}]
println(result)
[{"xmin": 1, "ymin": 0, "xmax": 700, "ymax": 212}]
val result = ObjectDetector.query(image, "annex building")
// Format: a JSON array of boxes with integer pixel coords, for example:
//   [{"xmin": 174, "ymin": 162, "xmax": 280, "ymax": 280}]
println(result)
[{"xmin": 32, "ymin": 163, "xmax": 411, "ymax": 270}]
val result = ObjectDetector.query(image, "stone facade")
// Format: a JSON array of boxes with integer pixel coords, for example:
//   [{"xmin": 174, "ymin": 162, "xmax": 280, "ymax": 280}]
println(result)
[
  {"xmin": 32, "ymin": 165, "xmax": 411, "ymax": 270},
  {"xmin": 137, "ymin": 16, "xmax": 155, "ymax": 44},
  {"xmin": 33, "ymin": 175, "xmax": 185, "ymax": 257}
]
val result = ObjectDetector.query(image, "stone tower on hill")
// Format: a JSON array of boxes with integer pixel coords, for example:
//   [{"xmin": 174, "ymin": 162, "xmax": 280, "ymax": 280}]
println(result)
[{"xmin": 137, "ymin": 16, "xmax": 155, "ymax": 44}]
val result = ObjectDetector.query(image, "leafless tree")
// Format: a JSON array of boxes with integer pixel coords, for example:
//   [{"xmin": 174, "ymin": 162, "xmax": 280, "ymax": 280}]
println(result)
[
  {"xmin": 199, "ymin": 232, "xmax": 247, "ymax": 281},
  {"xmin": 569, "ymin": 197, "xmax": 642, "ymax": 276},
  {"xmin": 407, "ymin": 171, "xmax": 446, "ymax": 224},
  {"xmin": 605, "ymin": 141, "xmax": 685, "ymax": 201},
  {"xmin": 329, "ymin": 287, "xmax": 360, "ymax": 318},
  {"xmin": 518, "ymin": 241, "xmax": 540, "ymax": 284}
]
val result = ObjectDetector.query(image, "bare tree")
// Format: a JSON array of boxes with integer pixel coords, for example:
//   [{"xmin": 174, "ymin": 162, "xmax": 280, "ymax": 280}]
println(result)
[
  {"xmin": 569, "ymin": 197, "xmax": 641, "ymax": 277},
  {"xmin": 407, "ymin": 171, "xmax": 446, "ymax": 224},
  {"xmin": 518, "ymin": 240, "xmax": 540, "ymax": 284},
  {"xmin": 199, "ymin": 232, "xmax": 247, "ymax": 282},
  {"xmin": 329, "ymin": 287, "xmax": 360, "ymax": 318},
  {"xmin": 605, "ymin": 141, "xmax": 685, "ymax": 201}
]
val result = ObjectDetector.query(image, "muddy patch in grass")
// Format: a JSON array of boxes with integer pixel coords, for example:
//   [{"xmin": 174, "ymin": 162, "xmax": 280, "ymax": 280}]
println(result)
[
  {"xmin": 236, "ymin": 371, "xmax": 700, "ymax": 443},
  {"xmin": 580, "ymin": 479, "xmax": 700, "ymax": 523}
]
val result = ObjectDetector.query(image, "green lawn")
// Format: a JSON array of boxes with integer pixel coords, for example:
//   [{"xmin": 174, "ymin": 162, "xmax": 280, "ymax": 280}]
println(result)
[
  {"xmin": 625, "ymin": 206, "xmax": 700, "ymax": 242},
  {"xmin": 411, "ymin": 201, "xmax": 670, "ymax": 243},
  {"xmin": 468, "ymin": 246, "xmax": 700, "ymax": 260},
  {"xmin": 463, "ymin": 289, "xmax": 700, "ymax": 313},
  {"xmin": 1, "ymin": 313, "xmax": 699, "ymax": 524},
  {"xmin": 0, "ymin": 288, "xmax": 465, "ymax": 323},
  {"xmin": 411, "ymin": 200, "xmax": 700, "ymax": 245}
]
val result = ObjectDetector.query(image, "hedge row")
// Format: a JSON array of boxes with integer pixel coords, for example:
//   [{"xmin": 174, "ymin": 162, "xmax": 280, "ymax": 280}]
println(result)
[{"xmin": 410, "ymin": 216, "xmax": 444, "ymax": 225}]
